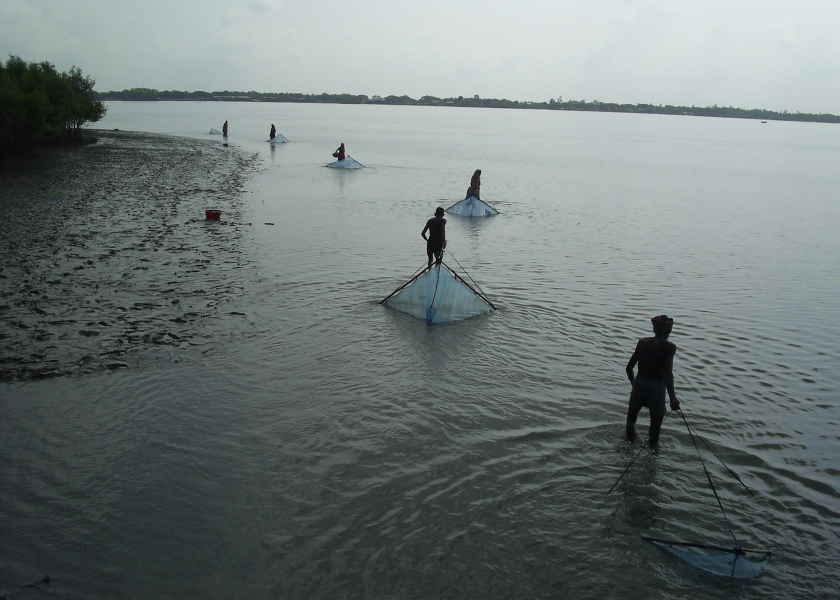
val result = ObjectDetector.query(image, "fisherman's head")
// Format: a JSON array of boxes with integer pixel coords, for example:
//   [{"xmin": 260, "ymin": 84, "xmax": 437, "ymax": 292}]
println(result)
[
  {"xmin": 475, "ymin": 169, "xmax": 481, "ymax": 176},
  {"xmin": 435, "ymin": 207, "xmax": 445, "ymax": 217},
  {"xmin": 651, "ymin": 314, "xmax": 674, "ymax": 338}
]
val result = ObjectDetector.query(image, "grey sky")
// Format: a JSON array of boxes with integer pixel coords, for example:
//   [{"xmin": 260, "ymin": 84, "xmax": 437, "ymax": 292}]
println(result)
[{"xmin": 3, "ymin": 0, "xmax": 839, "ymax": 113}]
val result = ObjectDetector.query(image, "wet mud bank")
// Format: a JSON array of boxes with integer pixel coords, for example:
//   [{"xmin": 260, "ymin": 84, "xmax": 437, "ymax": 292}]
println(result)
[{"xmin": 0, "ymin": 130, "xmax": 259, "ymax": 381}]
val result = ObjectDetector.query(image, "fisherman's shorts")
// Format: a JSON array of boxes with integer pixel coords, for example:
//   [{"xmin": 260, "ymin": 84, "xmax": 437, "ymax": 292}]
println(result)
[{"xmin": 629, "ymin": 376, "xmax": 666, "ymax": 419}]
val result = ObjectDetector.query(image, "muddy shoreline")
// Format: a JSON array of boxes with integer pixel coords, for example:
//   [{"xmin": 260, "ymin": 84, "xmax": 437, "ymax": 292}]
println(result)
[{"xmin": 0, "ymin": 130, "xmax": 259, "ymax": 381}]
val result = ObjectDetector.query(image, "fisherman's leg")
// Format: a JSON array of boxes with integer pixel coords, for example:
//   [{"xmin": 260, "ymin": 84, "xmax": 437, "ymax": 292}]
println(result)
[
  {"xmin": 434, "ymin": 247, "xmax": 443, "ymax": 265},
  {"xmin": 648, "ymin": 395, "xmax": 666, "ymax": 449},
  {"xmin": 625, "ymin": 385, "xmax": 642, "ymax": 442},
  {"xmin": 427, "ymin": 245, "xmax": 434, "ymax": 269}
]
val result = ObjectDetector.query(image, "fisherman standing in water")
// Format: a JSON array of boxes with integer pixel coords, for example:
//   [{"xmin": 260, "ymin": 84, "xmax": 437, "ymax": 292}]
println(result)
[
  {"xmin": 625, "ymin": 315, "xmax": 680, "ymax": 449},
  {"xmin": 269, "ymin": 124, "xmax": 276, "ymax": 140},
  {"xmin": 222, "ymin": 120, "xmax": 229, "ymax": 137},
  {"xmin": 421, "ymin": 207, "xmax": 447, "ymax": 269},
  {"xmin": 466, "ymin": 169, "xmax": 481, "ymax": 199},
  {"xmin": 332, "ymin": 142, "xmax": 346, "ymax": 161}
]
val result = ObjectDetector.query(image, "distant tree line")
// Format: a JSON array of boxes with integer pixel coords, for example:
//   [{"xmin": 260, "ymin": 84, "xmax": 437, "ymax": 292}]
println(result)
[
  {"xmin": 0, "ymin": 56, "xmax": 106, "ymax": 157},
  {"xmin": 97, "ymin": 88, "xmax": 840, "ymax": 124}
]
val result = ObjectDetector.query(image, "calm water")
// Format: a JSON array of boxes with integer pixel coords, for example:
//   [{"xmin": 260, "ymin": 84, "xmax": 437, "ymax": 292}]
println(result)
[{"xmin": 2, "ymin": 102, "xmax": 839, "ymax": 599}]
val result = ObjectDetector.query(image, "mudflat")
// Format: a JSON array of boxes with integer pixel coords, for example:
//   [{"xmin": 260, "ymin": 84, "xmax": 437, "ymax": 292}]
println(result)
[{"xmin": 0, "ymin": 130, "xmax": 257, "ymax": 381}]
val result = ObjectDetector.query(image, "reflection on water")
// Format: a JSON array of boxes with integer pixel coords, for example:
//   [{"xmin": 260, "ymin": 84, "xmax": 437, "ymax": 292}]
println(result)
[{"xmin": 1, "ymin": 103, "xmax": 839, "ymax": 599}]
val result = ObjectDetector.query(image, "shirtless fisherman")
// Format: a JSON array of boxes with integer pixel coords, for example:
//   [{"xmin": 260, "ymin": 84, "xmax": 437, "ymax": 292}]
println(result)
[
  {"xmin": 625, "ymin": 315, "xmax": 681, "ymax": 449},
  {"xmin": 421, "ymin": 207, "xmax": 447, "ymax": 269}
]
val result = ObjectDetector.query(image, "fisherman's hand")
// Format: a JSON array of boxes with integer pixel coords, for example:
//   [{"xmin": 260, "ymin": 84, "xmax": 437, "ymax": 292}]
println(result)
[{"xmin": 670, "ymin": 398, "xmax": 681, "ymax": 411}]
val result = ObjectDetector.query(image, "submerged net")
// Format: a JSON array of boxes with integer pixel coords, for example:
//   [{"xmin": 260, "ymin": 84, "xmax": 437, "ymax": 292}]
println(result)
[
  {"xmin": 445, "ymin": 195, "xmax": 499, "ymax": 217},
  {"xmin": 381, "ymin": 261, "xmax": 494, "ymax": 324},
  {"xmin": 326, "ymin": 156, "xmax": 364, "ymax": 169},
  {"xmin": 643, "ymin": 536, "xmax": 771, "ymax": 579},
  {"xmin": 637, "ymin": 410, "xmax": 772, "ymax": 579}
]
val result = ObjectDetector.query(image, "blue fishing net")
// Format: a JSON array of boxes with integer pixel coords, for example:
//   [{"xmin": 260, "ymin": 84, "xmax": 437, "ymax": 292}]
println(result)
[
  {"xmin": 383, "ymin": 262, "xmax": 494, "ymax": 324},
  {"xmin": 445, "ymin": 196, "xmax": 499, "ymax": 217},
  {"xmin": 326, "ymin": 155, "xmax": 363, "ymax": 168},
  {"xmin": 645, "ymin": 537, "xmax": 771, "ymax": 578}
]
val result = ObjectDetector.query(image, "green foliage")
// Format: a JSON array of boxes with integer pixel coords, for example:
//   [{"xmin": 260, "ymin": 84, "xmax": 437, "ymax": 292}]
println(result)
[{"xmin": 0, "ymin": 55, "xmax": 106, "ymax": 156}]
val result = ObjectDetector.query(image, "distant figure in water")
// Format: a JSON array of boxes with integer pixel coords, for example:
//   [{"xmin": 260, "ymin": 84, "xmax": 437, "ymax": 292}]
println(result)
[
  {"xmin": 332, "ymin": 142, "xmax": 346, "ymax": 161},
  {"xmin": 625, "ymin": 315, "xmax": 680, "ymax": 449},
  {"xmin": 421, "ymin": 207, "xmax": 447, "ymax": 269},
  {"xmin": 269, "ymin": 124, "xmax": 276, "ymax": 140},
  {"xmin": 222, "ymin": 120, "xmax": 229, "ymax": 137},
  {"xmin": 466, "ymin": 169, "xmax": 481, "ymax": 199}
]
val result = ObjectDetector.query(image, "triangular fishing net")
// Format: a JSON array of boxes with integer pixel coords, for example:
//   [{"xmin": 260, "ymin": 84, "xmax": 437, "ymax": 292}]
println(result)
[
  {"xmin": 445, "ymin": 195, "xmax": 499, "ymax": 217},
  {"xmin": 643, "ymin": 536, "xmax": 771, "ymax": 579},
  {"xmin": 381, "ymin": 261, "xmax": 494, "ymax": 324},
  {"xmin": 326, "ymin": 156, "xmax": 364, "ymax": 169},
  {"xmin": 640, "ymin": 412, "xmax": 771, "ymax": 579},
  {"xmin": 609, "ymin": 411, "xmax": 773, "ymax": 579}
]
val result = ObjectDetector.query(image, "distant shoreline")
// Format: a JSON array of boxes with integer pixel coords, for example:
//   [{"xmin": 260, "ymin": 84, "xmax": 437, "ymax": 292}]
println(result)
[{"xmin": 97, "ymin": 90, "xmax": 840, "ymax": 124}]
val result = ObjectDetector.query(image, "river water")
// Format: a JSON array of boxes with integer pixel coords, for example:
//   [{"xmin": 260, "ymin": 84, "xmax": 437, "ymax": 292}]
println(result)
[{"xmin": 1, "ymin": 101, "xmax": 838, "ymax": 599}]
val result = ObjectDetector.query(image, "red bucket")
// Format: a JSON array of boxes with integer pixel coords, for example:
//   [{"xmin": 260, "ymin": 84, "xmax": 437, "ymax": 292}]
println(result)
[{"xmin": 205, "ymin": 209, "xmax": 222, "ymax": 220}]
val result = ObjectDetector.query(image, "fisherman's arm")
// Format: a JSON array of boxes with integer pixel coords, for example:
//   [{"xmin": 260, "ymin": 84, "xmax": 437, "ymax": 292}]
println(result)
[
  {"xmin": 421, "ymin": 222, "xmax": 429, "ymax": 240},
  {"xmin": 665, "ymin": 351, "xmax": 680, "ymax": 410},
  {"xmin": 626, "ymin": 345, "xmax": 639, "ymax": 384}
]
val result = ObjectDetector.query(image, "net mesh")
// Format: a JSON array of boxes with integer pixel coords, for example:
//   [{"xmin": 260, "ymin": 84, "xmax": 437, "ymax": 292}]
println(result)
[
  {"xmin": 645, "ymin": 538, "xmax": 771, "ymax": 578},
  {"xmin": 383, "ymin": 262, "xmax": 493, "ymax": 324},
  {"xmin": 446, "ymin": 196, "xmax": 499, "ymax": 217},
  {"xmin": 326, "ymin": 156, "xmax": 364, "ymax": 169}
]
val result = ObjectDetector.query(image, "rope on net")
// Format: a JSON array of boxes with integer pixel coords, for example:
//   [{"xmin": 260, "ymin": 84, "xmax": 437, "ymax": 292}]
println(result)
[
  {"xmin": 677, "ymin": 369, "xmax": 755, "ymax": 496},
  {"xmin": 425, "ymin": 252, "xmax": 444, "ymax": 323},
  {"xmin": 379, "ymin": 260, "xmax": 429, "ymax": 304},
  {"xmin": 606, "ymin": 443, "xmax": 646, "ymax": 494},
  {"xmin": 446, "ymin": 249, "xmax": 489, "ymax": 299},
  {"xmin": 678, "ymin": 408, "xmax": 739, "ymax": 546}
]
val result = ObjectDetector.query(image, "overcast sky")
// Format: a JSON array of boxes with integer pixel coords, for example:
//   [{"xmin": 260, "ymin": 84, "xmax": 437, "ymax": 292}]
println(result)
[{"xmin": 3, "ymin": 0, "xmax": 839, "ymax": 113}]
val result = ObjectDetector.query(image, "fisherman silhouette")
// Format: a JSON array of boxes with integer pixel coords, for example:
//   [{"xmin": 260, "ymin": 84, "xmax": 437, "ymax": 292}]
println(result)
[
  {"xmin": 421, "ymin": 207, "xmax": 447, "ymax": 269},
  {"xmin": 222, "ymin": 120, "xmax": 229, "ymax": 137},
  {"xmin": 332, "ymin": 142, "xmax": 346, "ymax": 161},
  {"xmin": 625, "ymin": 315, "xmax": 680, "ymax": 449},
  {"xmin": 269, "ymin": 124, "xmax": 276, "ymax": 140},
  {"xmin": 466, "ymin": 169, "xmax": 481, "ymax": 199}
]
